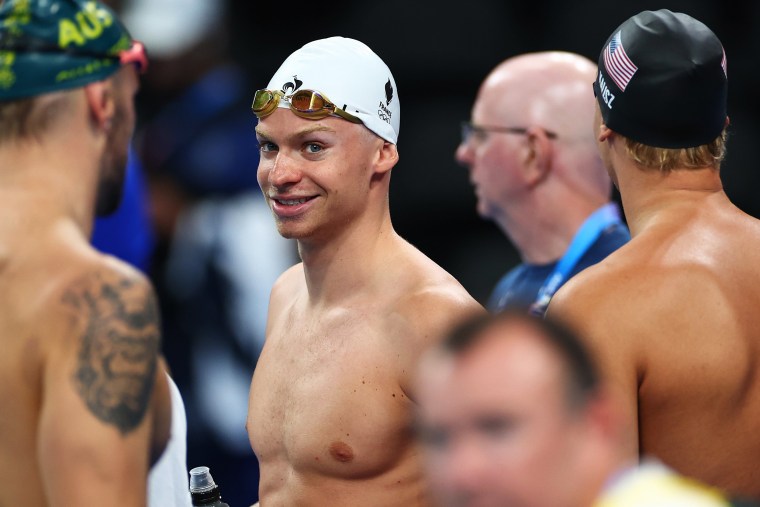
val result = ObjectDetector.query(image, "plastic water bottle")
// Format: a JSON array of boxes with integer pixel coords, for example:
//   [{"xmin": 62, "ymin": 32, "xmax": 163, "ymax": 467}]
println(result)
[{"xmin": 189, "ymin": 466, "xmax": 231, "ymax": 507}]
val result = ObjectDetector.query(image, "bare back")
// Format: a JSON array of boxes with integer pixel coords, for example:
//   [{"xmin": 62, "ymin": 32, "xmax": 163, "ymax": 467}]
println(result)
[
  {"xmin": 248, "ymin": 238, "xmax": 483, "ymax": 506},
  {"xmin": 549, "ymin": 194, "xmax": 760, "ymax": 497},
  {"xmin": 0, "ymin": 218, "xmax": 170, "ymax": 506}
]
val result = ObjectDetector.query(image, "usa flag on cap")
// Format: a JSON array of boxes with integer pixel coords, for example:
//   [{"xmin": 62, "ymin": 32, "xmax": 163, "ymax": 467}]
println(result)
[{"xmin": 603, "ymin": 31, "xmax": 638, "ymax": 91}]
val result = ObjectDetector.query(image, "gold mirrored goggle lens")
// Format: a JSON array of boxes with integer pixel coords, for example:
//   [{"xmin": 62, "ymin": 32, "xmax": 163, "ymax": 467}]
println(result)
[
  {"xmin": 290, "ymin": 90, "xmax": 332, "ymax": 119},
  {"xmin": 252, "ymin": 89, "xmax": 280, "ymax": 118},
  {"xmin": 252, "ymin": 89, "xmax": 362, "ymax": 124}
]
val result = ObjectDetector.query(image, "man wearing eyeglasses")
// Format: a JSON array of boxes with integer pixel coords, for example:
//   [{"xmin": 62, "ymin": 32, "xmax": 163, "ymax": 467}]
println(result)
[
  {"xmin": 549, "ymin": 10, "xmax": 760, "ymax": 498},
  {"xmin": 247, "ymin": 37, "xmax": 484, "ymax": 506},
  {"xmin": 456, "ymin": 51, "xmax": 630, "ymax": 316},
  {"xmin": 0, "ymin": 1, "xmax": 181, "ymax": 505}
]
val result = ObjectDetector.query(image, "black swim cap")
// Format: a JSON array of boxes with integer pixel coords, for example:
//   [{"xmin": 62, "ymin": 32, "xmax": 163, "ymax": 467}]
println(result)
[
  {"xmin": 593, "ymin": 9, "xmax": 728, "ymax": 149},
  {"xmin": 0, "ymin": 0, "xmax": 135, "ymax": 101}
]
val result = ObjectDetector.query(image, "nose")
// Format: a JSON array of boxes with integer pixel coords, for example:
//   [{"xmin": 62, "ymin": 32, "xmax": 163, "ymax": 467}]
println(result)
[
  {"xmin": 455, "ymin": 141, "xmax": 474, "ymax": 170},
  {"xmin": 266, "ymin": 151, "xmax": 302, "ymax": 189}
]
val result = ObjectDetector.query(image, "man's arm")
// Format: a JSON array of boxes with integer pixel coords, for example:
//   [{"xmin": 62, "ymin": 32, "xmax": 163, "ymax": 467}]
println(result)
[
  {"xmin": 546, "ymin": 270, "xmax": 640, "ymax": 460},
  {"xmin": 37, "ymin": 267, "xmax": 169, "ymax": 506}
]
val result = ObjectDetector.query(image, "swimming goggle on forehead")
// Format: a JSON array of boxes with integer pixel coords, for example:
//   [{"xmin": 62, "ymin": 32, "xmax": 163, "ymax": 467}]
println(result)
[{"xmin": 252, "ymin": 89, "xmax": 362, "ymax": 124}]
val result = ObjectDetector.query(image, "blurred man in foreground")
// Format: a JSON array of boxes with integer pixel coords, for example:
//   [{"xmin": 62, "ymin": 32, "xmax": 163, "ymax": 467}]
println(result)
[{"xmin": 415, "ymin": 312, "xmax": 754, "ymax": 506}]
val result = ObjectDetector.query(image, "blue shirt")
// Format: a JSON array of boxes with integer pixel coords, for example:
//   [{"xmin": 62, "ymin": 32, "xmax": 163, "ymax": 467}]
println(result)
[{"xmin": 488, "ymin": 221, "xmax": 630, "ymax": 313}]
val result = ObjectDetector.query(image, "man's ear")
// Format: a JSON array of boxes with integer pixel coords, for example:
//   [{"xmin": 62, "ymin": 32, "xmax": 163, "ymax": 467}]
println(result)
[
  {"xmin": 522, "ymin": 126, "xmax": 554, "ymax": 187},
  {"xmin": 83, "ymin": 79, "xmax": 115, "ymax": 132},
  {"xmin": 598, "ymin": 123, "xmax": 614, "ymax": 143},
  {"xmin": 373, "ymin": 141, "xmax": 399, "ymax": 176}
]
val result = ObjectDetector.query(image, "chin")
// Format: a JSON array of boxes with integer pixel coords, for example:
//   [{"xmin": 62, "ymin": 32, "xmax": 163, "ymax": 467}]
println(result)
[
  {"xmin": 274, "ymin": 220, "xmax": 311, "ymax": 240},
  {"xmin": 275, "ymin": 217, "xmax": 335, "ymax": 244},
  {"xmin": 476, "ymin": 203, "xmax": 494, "ymax": 221}
]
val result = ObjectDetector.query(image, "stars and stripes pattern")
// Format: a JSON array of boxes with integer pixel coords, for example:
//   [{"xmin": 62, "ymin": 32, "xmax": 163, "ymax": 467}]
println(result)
[{"xmin": 603, "ymin": 31, "xmax": 638, "ymax": 91}]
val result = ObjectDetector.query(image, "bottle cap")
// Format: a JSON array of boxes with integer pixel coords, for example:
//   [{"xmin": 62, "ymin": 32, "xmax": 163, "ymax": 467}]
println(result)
[{"xmin": 189, "ymin": 466, "xmax": 217, "ymax": 493}]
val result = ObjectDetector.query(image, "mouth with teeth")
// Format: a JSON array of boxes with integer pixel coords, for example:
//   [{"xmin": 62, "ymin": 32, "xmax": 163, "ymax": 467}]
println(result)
[
  {"xmin": 269, "ymin": 195, "xmax": 318, "ymax": 218},
  {"xmin": 275, "ymin": 197, "xmax": 313, "ymax": 206}
]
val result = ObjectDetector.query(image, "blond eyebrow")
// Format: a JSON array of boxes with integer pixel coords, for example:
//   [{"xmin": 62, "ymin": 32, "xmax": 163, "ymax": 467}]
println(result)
[
  {"xmin": 254, "ymin": 126, "xmax": 271, "ymax": 140},
  {"xmin": 295, "ymin": 125, "xmax": 337, "ymax": 136}
]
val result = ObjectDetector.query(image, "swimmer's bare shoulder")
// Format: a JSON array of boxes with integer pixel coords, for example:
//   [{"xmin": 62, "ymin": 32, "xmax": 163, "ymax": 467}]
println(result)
[
  {"xmin": 32, "ymin": 248, "xmax": 169, "ymax": 505},
  {"xmin": 547, "ymin": 240, "xmax": 650, "ymax": 353},
  {"xmin": 387, "ymin": 245, "xmax": 486, "ymax": 394},
  {"xmin": 549, "ymin": 231, "xmax": 738, "ymax": 365}
]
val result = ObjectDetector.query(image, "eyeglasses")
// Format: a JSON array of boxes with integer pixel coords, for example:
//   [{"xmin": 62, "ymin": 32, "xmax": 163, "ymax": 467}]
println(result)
[
  {"xmin": 0, "ymin": 33, "xmax": 149, "ymax": 74},
  {"xmin": 460, "ymin": 121, "xmax": 558, "ymax": 146},
  {"xmin": 252, "ymin": 88, "xmax": 363, "ymax": 124}
]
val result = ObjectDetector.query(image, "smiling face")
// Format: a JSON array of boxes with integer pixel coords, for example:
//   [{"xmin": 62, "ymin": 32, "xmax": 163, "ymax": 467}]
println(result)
[{"xmin": 255, "ymin": 108, "xmax": 388, "ymax": 242}]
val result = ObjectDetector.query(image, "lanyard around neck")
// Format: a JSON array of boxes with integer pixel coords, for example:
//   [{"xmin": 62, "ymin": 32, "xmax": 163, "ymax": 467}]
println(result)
[{"xmin": 528, "ymin": 203, "xmax": 624, "ymax": 316}]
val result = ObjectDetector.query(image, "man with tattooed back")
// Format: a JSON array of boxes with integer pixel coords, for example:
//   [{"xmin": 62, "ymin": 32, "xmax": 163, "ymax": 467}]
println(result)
[{"xmin": 0, "ymin": 1, "xmax": 174, "ymax": 505}]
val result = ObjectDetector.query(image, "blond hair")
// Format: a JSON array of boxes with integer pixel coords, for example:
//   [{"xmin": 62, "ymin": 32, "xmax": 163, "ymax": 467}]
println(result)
[
  {"xmin": 623, "ymin": 128, "xmax": 727, "ymax": 171},
  {"xmin": 0, "ymin": 98, "xmax": 39, "ymax": 142},
  {"xmin": 0, "ymin": 92, "xmax": 75, "ymax": 144}
]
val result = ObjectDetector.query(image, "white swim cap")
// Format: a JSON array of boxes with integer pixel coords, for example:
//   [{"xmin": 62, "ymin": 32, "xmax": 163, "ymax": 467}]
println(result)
[{"xmin": 266, "ymin": 36, "xmax": 400, "ymax": 144}]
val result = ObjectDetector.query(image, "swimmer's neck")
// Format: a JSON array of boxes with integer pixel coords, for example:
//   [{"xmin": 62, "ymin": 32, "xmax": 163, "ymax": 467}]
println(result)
[
  {"xmin": 0, "ymin": 132, "xmax": 101, "ymax": 239},
  {"xmin": 297, "ymin": 213, "xmax": 399, "ymax": 307},
  {"xmin": 615, "ymin": 163, "xmax": 725, "ymax": 236}
]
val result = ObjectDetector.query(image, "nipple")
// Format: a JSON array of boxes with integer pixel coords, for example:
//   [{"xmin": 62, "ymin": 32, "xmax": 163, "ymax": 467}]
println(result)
[{"xmin": 329, "ymin": 441, "xmax": 355, "ymax": 463}]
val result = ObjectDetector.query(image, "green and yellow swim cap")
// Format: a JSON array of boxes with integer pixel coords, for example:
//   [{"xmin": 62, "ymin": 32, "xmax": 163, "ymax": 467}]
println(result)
[{"xmin": 0, "ymin": 0, "xmax": 143, "ymax": 100}]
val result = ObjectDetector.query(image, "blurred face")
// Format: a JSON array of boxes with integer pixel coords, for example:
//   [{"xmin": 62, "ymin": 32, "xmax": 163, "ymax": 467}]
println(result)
[
  {"xmin": 256, "ymin": 108, "xmax": 382, "ymax": 241},
  {"xmin": 96, "ymin": 65, "xmax": 139, "ymax": 216},
  {"xmin": 455, "ymin": 89, "xmax": 529, "ymax": 222},
  {"xmin": 416, "ymin": 328, "xmax": 589, "ymax": 507}
]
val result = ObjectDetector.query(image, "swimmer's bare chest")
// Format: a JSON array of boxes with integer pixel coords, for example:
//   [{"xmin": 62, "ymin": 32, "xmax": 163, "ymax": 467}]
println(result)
[{"xmin": 249, "ymin": 304, "xmax": 416, "ymax": 481}]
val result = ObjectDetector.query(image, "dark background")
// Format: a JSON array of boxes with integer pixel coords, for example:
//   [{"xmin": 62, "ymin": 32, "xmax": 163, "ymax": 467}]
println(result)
[{"xmin": 212, "ymin": 0, "xmax": 760, "ymax": 304}]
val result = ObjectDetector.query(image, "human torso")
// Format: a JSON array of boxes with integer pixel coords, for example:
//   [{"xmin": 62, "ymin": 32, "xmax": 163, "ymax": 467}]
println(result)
[
  {"xmin": 0, "ymin": 221, "xmax": 170, "ymax": 506},
  {"xmin": 610, "ymin": 201, "xmax": 760, "ymax": 496},
  {"xmin": 0, "ymin": 236, "xmax": 52, "ymax": 506},
  {"xmin": 249, "ymin": 243, "xmax": 482, "ymax": 506}
]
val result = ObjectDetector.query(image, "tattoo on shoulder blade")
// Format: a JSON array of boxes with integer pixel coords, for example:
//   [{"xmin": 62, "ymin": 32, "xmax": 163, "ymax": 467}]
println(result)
[{"xmin": 62, "ymin": 272, "xmax": 160, "ymax": 435}]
